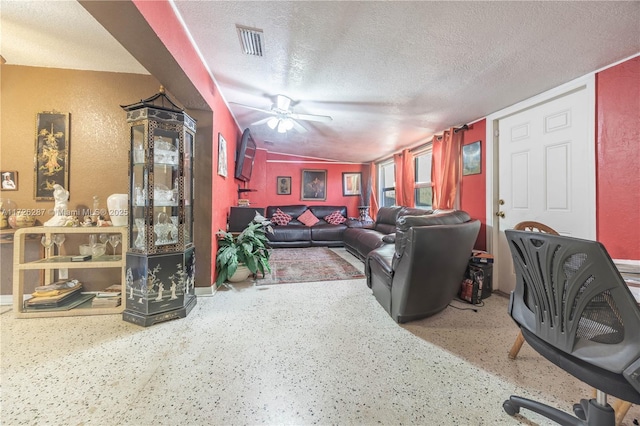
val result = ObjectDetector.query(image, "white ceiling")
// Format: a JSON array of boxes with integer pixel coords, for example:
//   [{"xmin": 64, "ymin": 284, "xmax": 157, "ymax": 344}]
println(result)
[{"xmin": 2, "ymin": 1, "xmax": 639, "ymax": 163}]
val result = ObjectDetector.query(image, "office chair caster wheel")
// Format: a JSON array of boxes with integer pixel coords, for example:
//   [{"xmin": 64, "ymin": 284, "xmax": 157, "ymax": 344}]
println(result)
[{"xmin": 503, "ymin": 400, "xmax": 520, "ymax": 416}]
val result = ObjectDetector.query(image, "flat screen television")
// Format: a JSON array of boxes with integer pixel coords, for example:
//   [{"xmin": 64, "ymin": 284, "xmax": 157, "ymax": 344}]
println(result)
[{"xmin": 234, "ymin": 128, "xmax": 256, "ymax": 182}]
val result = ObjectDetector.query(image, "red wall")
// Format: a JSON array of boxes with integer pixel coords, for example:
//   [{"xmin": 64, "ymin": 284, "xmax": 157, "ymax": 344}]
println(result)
[
  {"xmin": 460, "ymin": 120, "xmax": 487, "ymax": 250},
  {"xmin": 244, "ymin": 151, "xmax": 365, "ymax": 218},
  {"xmin": 596, "ymin": 56, "xmax": 640, "ymax": 260},
  {"xmin": 133, "ymin": 1, "xmax": 242, "ymax": 284}
]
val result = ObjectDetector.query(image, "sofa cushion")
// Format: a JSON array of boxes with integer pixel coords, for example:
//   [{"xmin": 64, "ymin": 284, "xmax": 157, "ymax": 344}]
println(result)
[
  {"xmin": 268, "ymin": 224, "xmax": 311, "ymax": 242},
  {"xmin": 343, "ymin": 227, "xmax": 387, "ymax": 260},
  {"xmin": 309, "ymin": 205, "xmax": 347, "ymax": 220},
  {"xmin": 375, "ymin": 206, "xmax": 406, "ymax": 226},
  {"xmin": 266, "ymin": 205, "xmax": 309, "ymax": 220},
  {"xmin": 272, "ymin": 208, "xmax": 293, "ymax": 226},
  {"xmin": 298, "ymin": 209, "xmax": 320, "ymax": 226},
  {"xmin": 311, "ymin": 223, "xmax": 347, "ymax": 242},
  {"xmin": 324, "ymin": 210, "xmax": 347, "ymax": 225}
]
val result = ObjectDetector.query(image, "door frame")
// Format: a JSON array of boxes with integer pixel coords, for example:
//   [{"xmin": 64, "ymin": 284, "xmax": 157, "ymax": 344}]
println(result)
[{"xmin": 484, "ymin": 74, "xmax": 597, "ymax": 292}]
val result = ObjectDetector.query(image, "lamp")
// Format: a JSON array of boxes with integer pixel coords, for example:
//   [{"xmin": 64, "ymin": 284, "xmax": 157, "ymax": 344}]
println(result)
[
  {"xmin": 267, "ymin": 117, "xmax": 294, "ymax": 133},
  {"xmin": 267, "ymin": 117, "xmax": 279, "ymax": 129}
]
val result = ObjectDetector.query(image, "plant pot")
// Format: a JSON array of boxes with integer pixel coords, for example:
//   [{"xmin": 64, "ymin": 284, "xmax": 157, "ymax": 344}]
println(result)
[{"xmin": 228, "ymin": 264, "xmax": 252, "ymax": 282}]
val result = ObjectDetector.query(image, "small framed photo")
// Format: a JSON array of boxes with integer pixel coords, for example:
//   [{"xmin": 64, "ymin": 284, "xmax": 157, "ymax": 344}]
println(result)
[
  {"xmin": 342, "ymin": 172, "xmax": 362, "ymax": 196},
  {"xmin": 301, "ymin": 169, "xmax": 327, "ymax": 201},
  {"xmin": 218, "ymin": 133, "xmax": 228, "ymax": 177},
  {"xmin": 1, "ymin": 171, "xmax": 18, "ymax": 191},
  {"xmin": 462, "ymin": 140, "xmax": 482, "ymax": 176},
  {"xmin": 277, "ymin": 176, "xmax": 291, "ymax": 195}
]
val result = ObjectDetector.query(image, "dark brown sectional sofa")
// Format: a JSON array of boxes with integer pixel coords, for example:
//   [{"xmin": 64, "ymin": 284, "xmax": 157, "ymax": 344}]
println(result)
[
  {"xmin": 265, "ymin": 205, "xmax": 352, "ymax": 248},
  {"xmin": 342, "ymin": 206, "xmax": 432, "ymax": 261}
]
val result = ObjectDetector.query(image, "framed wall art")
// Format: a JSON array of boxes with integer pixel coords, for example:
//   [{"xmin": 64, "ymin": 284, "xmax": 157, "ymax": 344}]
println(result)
[
  {"xmin": 218, "ymin": 133, "xmax": 227, "ymax": 177},
  {"xmin": 301, "ymin": 169, "xmax": 327, "ymax": 201},
  {"xmin": 462, "ymin": 140, "xmax": 482, "ymax": 176},
  {"xmin": 34, "ymin": 112, "xmax": 69, "ymax": 200},
  {"xmin": 277, "ymin": 176, "xmax": 291, "ymax": 195},
  {"xmin": 342, "ymin": 172, "xmax": 362, "ymax": 196},
  {"xmin": 1, "ymin": 171, "xmax": 18, "ymax": 191}
]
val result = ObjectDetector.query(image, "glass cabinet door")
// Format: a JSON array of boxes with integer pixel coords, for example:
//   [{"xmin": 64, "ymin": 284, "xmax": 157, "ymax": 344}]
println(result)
[
  {"xmin": 130, "ymin": 124, "xmax": 148, "ymax": 251},
  {"xmin": 183, "ymin": 130, "xmax": 194, "ymax": 246},
  {"xmin": 151, "ymin": 127, "xmax": 180, "ymax": 248}
]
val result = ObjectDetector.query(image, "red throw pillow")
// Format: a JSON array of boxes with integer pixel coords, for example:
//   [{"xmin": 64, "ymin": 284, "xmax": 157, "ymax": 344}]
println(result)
[
  {"xmin": 271, "ymin": 208, "xmax": 293, "ymax": 226},
  {"xmin": 298, "ymin": 209, "xmax": 320, "ymax": 226},
  {"xmin": 324, "ymin": 211, "xmax": 347, "ymax": 225}
]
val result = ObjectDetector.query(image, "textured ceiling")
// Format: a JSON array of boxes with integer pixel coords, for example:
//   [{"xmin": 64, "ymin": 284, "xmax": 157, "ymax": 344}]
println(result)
[{"xmin": 2, "ymin": 1, "xmax": 639, "ymax": 163}]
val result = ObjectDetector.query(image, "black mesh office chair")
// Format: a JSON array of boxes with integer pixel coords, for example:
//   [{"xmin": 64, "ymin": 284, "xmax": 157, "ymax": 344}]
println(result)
[{"xmin": 503, "ymin": 230, "xmax": 640, "ymax": 425}]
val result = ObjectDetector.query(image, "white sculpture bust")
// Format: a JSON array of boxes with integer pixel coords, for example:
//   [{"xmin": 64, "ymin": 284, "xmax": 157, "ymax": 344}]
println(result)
[{"xmin": 44, "ymin": 184, "xmax": 70, "ymax": 227}]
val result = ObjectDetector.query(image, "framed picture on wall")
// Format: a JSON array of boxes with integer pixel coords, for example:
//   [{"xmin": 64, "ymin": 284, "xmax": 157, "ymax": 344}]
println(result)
[
  {"xmin": 342, "ymin": 172, "xmax": 362, "ymax": 196},
  {"xmin": 277, "ymin": 176, "xmax": 291, "ymax": 195},
  {"xmin": 1, "ymin": 171, "xmax": 18, "ymax": 191},
  {"xmin": 462, "ymin": 140, "xmax": 482, "ymax": 176},
  {"xmin": 218, "ymin": 133, "xmax": 227, "ymax": 177},
  {"xmin": 301, "ymin": 169, "xmax": 327, "ymax": 201},
  {"xmin": 34, "ymin": 112, "xmax": 69, "ymax": 200}
]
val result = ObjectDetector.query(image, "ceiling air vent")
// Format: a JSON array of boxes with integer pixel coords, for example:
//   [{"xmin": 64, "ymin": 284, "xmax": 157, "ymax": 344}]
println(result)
[{"xmin": 236, "ymin": 25, "xmax": 264, "ymax": 57}]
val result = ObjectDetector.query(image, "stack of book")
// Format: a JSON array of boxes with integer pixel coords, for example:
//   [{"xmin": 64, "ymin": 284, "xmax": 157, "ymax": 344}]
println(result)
[
  {"xmin": 91, "ymin": 284, "xmax": 122, "ymax": 308},
  {"xmin": 25, "ymin": 280, "xmax": 87, "ymax": 310}
]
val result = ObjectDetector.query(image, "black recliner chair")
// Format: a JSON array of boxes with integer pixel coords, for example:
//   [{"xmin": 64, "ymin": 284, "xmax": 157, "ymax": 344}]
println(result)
[
  {"xmin": 365, "ymin": 211, "xmax": 480, "ymax": 323},
  {"xmin": 504, "ymin": 230, "xmax": 640, "ymax": 425}
]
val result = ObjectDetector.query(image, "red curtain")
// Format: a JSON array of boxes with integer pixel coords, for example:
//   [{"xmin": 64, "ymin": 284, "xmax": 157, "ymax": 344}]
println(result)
[
  {"xmin": 368, "ymin": 162, "xmax": 379, "ymax": 220},
  {"xmin": 394, "ymin": 149, "xmax": 415, "ymax": 207},
  {"xmin": 431, "ymin": 128, "xmax": 462, "ymax": 209}
]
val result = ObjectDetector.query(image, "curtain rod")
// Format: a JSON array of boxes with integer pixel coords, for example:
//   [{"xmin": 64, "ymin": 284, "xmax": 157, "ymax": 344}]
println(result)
[{"xmin": 435, "ymin": 124, "xmax": 469, "ymax": 140}]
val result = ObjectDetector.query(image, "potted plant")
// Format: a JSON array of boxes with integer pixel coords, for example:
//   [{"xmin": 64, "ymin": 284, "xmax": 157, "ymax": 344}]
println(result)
[{"xmin": 215, "ymin": 215, "xmax": 272, "ymax": 286}]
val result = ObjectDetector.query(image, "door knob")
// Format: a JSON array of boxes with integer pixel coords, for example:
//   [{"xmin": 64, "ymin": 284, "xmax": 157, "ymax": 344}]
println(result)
[{"xmin": 496, "ymin": 211, "xmax": 505, "ymax": 218}]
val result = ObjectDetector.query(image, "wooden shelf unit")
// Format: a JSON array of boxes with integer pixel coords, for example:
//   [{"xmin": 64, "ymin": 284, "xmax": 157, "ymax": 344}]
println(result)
[{"xmin": 12, "ymin": 226, "xmax": 128, "ymax": 318}]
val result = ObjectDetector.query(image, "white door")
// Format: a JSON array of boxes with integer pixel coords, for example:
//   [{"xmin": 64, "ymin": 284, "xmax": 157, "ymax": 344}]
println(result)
[{"xmin": 496, "ymin": 86, "xmax": 595, "ymax": 295}]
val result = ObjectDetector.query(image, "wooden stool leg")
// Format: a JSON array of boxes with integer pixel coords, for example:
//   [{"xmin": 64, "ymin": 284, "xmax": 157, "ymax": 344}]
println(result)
[
  {"xmin": 613, "ymin": 400, "xmax": 632, "ymax": 426},
  {"xmin": 508, "ymin": 330, "xmax": 526, "ymax": 359}
]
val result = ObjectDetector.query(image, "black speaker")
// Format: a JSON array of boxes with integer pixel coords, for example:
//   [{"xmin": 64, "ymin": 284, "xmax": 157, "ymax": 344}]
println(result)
[{"xmin": 228, "ymin": 207, "xmax": 265, "ymax": 232}]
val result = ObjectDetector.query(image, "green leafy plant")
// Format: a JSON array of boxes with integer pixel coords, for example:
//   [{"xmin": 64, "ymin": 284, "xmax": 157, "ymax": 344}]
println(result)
[{"xmin": 215, "ymin": 218, "xmax": 272, "ymax": 286}]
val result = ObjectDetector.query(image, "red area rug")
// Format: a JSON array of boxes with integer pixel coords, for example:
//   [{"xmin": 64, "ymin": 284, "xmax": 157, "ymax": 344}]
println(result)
[{"xmin": 254, "ymin": 247, "xmax": 365, "ymax": 285}]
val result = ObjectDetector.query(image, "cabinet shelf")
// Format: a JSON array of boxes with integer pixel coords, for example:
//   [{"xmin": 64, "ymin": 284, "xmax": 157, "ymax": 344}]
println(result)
[{"xmin": 12, "ymin": 226, "xmax": 127, "ymax": 318}]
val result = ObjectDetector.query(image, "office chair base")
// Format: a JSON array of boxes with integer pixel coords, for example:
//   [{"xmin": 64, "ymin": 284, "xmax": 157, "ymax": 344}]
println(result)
[{"xmin": 504, "ymin": 396, "xmax": 615, "ymax": 426}]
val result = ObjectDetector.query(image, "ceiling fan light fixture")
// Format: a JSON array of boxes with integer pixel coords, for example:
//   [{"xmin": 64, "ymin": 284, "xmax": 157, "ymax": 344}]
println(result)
[
  {"xmin": 277, "ymin": 120, "xmax": 288, "ymax": 133},
  {"xmin": 283, "ymin": 118, "xmax": 294, "ymax": 131},
  {"xmin": 267, "ymin": 117, "xmax": 279, "ymax": 129}
]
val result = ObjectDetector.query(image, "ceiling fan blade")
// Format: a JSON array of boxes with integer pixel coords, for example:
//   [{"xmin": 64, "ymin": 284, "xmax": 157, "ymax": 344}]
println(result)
[
  {"xmin": 289, "ymin": 112, "xmax": 333, "ymax": 123},
  {"xmin": 251, "ymin": 117, "xmax": 273, "ymax": 126},
  {"xmin": 291, "ymin": 119, "xmax": 307, "ymax": 133},
  {"xmin": 229, "ymin": 102, "xmax": 276, "ymax": 115}
]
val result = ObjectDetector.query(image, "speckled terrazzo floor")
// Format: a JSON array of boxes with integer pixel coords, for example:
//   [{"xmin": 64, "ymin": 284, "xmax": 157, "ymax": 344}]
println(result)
[{"xmin": 1, "ymin": 248, "xmax": 638, "ymax": 426}]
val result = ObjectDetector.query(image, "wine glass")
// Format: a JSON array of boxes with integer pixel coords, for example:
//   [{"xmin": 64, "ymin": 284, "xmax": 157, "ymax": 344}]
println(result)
[
  {"xmin": 52, "ymin": 234, "xmax": 66, "ymax": 257},
  {"xmin": 40, "ymin": 236, "xmax": 54, "ymax": 258},
  {"xmin": 108, "ymin": 234, "xmax": 121, "ymax": 256},
  {"xmin": 99, "ymin": 233, "xmax": 109, "ymax": 245}
]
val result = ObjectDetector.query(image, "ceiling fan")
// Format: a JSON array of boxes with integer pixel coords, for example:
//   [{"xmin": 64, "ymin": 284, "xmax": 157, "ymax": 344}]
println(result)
[{"xmin": 231, "ymin": 94, "xmax": 332, "ymax": 133}]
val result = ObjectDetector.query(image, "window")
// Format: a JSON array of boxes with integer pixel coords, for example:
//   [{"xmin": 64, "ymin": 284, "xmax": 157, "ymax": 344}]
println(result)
[
  {"xmin": 414, "ymin": 148, "xmax": 433, "ymax": 209},
  {"xmin": 378, "ymin": 160, "xmax": 395, "ymax": 207}
]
